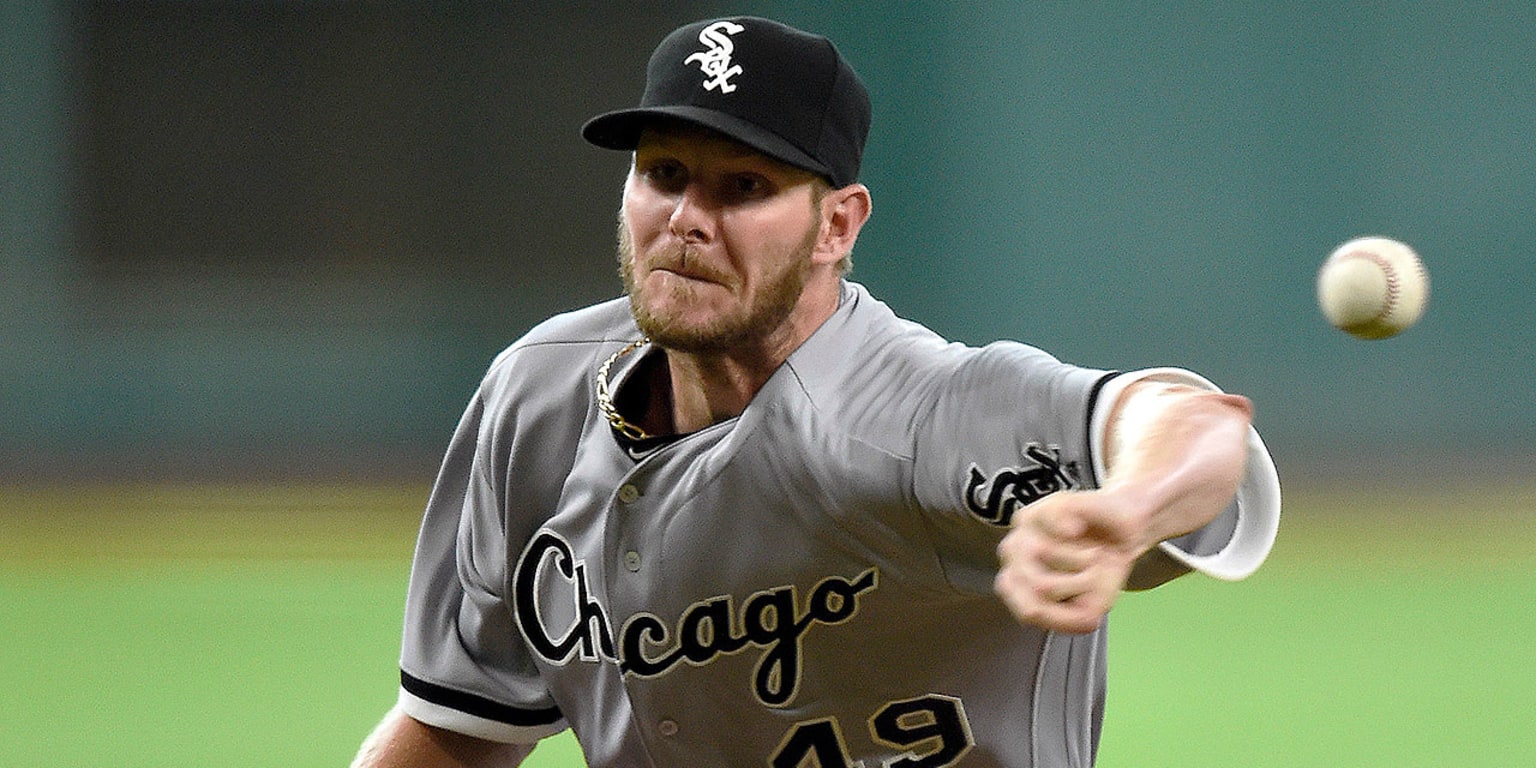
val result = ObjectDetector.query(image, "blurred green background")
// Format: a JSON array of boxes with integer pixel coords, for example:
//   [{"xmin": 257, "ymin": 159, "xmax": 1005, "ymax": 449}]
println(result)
[
  {"xmin": 3, "ymin": 1, "xmax": 1533, "ymax": 766},
  {"xmin": 4, "ymin": 481, "xmax": 1532, "ymax": 766}
]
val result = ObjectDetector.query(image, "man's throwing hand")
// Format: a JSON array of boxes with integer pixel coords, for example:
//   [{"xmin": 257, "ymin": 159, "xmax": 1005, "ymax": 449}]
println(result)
[{"xmin": 993, "ymin": 489, "xmax": 1147, "ymax": 634}]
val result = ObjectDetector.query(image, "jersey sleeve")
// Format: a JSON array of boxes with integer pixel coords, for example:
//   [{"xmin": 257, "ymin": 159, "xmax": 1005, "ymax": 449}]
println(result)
[
  {"xmin": 910, "ymin": 347, "xmax": 1280, "ymax": 595},
  {"xmin": 1088, "ymin": 367, "xmax": 1281, "ymax": 583},
  {"xmin": 911, "ymin": 341, "xmax": 1111, "ymax": 594},
  {"xmin": 396, "ymin": 378, "xmax": 570, "ymax": 744}
]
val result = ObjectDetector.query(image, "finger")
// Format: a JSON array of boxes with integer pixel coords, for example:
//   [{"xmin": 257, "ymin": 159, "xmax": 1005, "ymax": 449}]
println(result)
[
  {"xmin": 994, "ymin": 557, "xmax": 1123, "ymax": 634},
  {"xmin": 998, "ymin": 523, "xmax": 1103, "ymax": 575},
  {"xmin": 993, "ymin": 570, "xmax": 1112, "ymax": 634},
  {"xmin": 994, "ymin": 552, "xmax": 1094, "ymax": 606},
  {"xmin": 1037, "ymin": 564, "xmax": 1106, "ymax": 603},
  {"xmin": 1038, "ymin": 538, "xmax": 1104, "ymax": 574},
  {"xmin": 1024, "ymin": 594, "xmax": 1113, "ymax": 635},
  {"xmin": 1025, "ymin": 495, "xmax": 1089, "ymax": 541}
]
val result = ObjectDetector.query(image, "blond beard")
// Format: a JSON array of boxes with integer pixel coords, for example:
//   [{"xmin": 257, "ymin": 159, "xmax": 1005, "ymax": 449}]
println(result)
[{"xmin": 616, "ymin": 217, "xmax": 820, "ymax": 354}]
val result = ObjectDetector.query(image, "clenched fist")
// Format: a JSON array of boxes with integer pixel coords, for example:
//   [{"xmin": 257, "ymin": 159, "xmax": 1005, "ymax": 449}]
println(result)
[{"xmin": 993, "ymin": 488, "xmax": 1150, "ymax": 634}]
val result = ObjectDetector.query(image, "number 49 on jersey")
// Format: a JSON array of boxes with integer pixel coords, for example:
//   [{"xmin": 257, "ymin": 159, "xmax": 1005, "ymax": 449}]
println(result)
[{"xmin": 770, "ymin": 694, "xmax": 974, "ymax": 768}]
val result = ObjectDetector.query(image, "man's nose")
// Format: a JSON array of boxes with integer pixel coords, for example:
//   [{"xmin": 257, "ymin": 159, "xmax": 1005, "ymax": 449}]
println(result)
[{"xmin": 668, "ymin": 184, "xmax": 711, "ymax": 242}]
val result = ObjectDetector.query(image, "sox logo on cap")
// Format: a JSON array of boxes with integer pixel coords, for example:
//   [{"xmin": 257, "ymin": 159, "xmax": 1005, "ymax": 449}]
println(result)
[
  {"xmin": 582, "ymin": 16, "xmax": 873, "ymax": 187},
  {"xmin": 683, "ymin": 20, "xmax": 745, "ymax": 93}
]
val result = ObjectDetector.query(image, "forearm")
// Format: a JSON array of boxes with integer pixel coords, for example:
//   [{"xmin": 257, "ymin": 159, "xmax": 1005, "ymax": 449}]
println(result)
[
  {"xmin": 352, "ymin": 706, "xmax": 535, "ymax": 768},
  {"xmin": 994, "ymin": 380, "xmax": 1255, "ymax": 631},
  {"xmin": 1100, "ymin": 381, "xmax": 1254, "ymax": 555}
]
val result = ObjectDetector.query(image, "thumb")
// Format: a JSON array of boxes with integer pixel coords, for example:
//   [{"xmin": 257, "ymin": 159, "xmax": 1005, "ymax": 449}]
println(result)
[{"xmin": 1069, "ymin": 491, "xmax": 1144, "ymax": 549}]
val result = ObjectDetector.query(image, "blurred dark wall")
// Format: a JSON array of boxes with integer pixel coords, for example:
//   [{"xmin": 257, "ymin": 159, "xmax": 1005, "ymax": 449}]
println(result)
[
  {"xmin": 6, "ymin": 2, "xmax": 713, "ymax": 477},
  {"xmin": 4, "ymin": 2, "xmax": 1533, "ymax": 480}
]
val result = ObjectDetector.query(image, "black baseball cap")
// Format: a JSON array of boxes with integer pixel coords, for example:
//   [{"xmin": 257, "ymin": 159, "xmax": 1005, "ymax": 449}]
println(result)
[{"xmin": 582, "ymin": 17, "xmax": 871, "ymax": 188}]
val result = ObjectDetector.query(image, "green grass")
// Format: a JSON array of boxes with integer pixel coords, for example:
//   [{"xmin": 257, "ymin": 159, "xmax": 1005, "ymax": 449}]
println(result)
[
  {"xmin": 2, "ymin": 480, "xmax": 1532, "ymax": 766},
  {"xmin": 1096, "ymin": 481, "xmax": 1536, "ymax": 767}
]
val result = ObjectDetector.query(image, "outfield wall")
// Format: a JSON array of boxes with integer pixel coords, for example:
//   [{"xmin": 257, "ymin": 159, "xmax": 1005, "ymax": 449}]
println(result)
[{"xmin": 4, "ymin": 2, "xmax": 1532, "ymax": 479}]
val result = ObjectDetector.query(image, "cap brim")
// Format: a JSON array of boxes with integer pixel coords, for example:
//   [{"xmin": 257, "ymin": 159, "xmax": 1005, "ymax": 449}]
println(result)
[{"xmin": 582, "ymin": 105, "xmax": 834, "ymax": 183}]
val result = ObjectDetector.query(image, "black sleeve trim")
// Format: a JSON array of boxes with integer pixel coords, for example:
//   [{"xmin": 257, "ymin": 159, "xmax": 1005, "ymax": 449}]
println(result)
[
  {"xmin": 400, "ymin": 670, "xmax": 564, "ymax": 727},
  {"xmin": 1081, "ymin": 370, "xmax": 1122, "ymax": 489}
]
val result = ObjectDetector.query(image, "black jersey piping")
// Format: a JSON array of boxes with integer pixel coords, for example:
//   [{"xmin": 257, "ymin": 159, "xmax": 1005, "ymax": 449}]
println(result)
[
  {"xmin": 1081, "ymin": 371, "xmax": 1121, "ymax": 489},
  {"xmin": 400, "ymin": 670, "xmax": 564, "ymax": 727}
]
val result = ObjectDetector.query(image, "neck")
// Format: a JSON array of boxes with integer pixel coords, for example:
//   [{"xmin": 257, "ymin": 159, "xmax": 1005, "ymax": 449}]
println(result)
[
  {"xmin": 660, "ymin": 278, "xmax": 841, "ymax": 434},
  {"xmin": 664, "ymin": 349, "xmax": 783, "ymax": 434}
]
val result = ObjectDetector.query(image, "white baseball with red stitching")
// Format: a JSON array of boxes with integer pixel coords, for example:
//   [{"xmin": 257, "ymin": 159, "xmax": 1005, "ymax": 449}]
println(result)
[{"xmin": 1316, "ymin": 236, "xmax": 1430, "ymax": 339}]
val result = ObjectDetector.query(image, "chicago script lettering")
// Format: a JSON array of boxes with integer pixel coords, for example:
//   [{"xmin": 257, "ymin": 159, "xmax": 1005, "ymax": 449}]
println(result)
[
  {"xmin": 514, "ymin": 531, "xmax": 616, "ymax": 663},
  {"xmin": 514, "ymin": 531, "xmax": 879, "ymax": 707},
  {"xmin": 619, "ymin": 569, "xmax": 878, "ymax": 706}
]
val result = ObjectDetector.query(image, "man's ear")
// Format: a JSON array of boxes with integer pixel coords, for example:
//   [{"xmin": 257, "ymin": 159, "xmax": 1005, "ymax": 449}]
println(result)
[{"xmin": 814, "ymin": 183, "xmax": 872, "ymax": 265}]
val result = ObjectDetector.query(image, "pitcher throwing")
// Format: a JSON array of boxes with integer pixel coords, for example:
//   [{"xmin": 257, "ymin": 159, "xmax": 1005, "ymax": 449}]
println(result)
[{"xmin": 352, "ymin": 16, "xmax": 1281, "ymax": 768}]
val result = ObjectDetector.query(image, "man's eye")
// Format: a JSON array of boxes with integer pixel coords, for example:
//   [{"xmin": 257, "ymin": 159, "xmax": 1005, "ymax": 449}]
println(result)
[
  {"xmin": 730, "ymin": 174, "xmax": 769, "ymax": 198},
  {"xmin": 644, "ymin": 162, "xmax": 685, "ymax": 187}
]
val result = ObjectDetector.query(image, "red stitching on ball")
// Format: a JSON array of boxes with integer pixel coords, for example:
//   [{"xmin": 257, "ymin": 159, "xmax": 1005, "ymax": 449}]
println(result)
[{"xmin": 1338, "ymin": 250, "xmax": 1399, "ymax": 323}]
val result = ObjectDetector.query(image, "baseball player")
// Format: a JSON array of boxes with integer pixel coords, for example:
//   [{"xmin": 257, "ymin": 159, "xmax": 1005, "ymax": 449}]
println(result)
[{"xmin": 352, "ymin": 16, "xmax": 1280, "ymax": 768}]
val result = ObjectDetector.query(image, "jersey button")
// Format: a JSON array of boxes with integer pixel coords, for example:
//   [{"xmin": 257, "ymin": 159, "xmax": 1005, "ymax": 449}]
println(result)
[
  {"xmin": 617, "ymin": 484, "xmax": 641, "ymax": 503},
  {"xmin": 658, "ymin": 719, "xmax": 679, "ymax": 737},
  {"xmin": 624, "ymin": 550, "xmax": 642, "ymax": 572}
]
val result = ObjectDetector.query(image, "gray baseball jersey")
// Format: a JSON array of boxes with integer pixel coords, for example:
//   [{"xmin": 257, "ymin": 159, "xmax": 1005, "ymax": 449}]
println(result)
[{"xmin": 396, "ymin": 280, "xmax": 1279, "ymax": 767}]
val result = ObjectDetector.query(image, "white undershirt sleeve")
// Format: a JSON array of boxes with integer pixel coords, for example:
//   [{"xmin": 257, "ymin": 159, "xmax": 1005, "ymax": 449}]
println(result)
[{"xmin": 1089, "ymin": 367, "xmax": 1281, "ymax": 581}]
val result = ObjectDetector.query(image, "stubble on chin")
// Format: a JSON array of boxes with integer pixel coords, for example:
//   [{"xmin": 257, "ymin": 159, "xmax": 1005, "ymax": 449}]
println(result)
[{"xmin": 615, "ymin": 218, "xmax": 816, "ymax": 355}]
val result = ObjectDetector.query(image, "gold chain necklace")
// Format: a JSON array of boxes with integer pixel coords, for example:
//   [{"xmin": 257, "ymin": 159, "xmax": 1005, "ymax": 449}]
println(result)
[{"xmin": 595, "ymin": 338, "xmax": 652, "ymax": 441}]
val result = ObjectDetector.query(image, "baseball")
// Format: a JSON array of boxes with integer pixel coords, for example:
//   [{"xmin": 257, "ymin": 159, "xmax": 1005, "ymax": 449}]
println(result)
[{"xmin": 1315, "ymin": 236, "xmax": 1429, "ymax": 339}]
